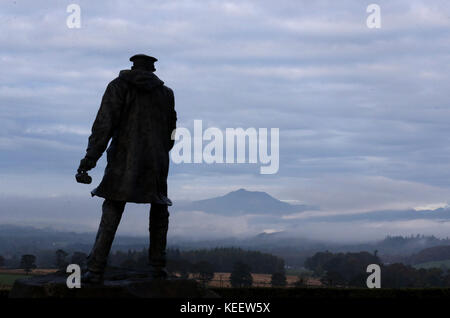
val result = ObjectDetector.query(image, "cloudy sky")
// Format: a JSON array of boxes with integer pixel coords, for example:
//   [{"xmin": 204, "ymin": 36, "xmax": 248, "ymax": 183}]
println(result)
[{"xmin": 1, "ymin": 0, "xmax": 450, "ymax": 239}]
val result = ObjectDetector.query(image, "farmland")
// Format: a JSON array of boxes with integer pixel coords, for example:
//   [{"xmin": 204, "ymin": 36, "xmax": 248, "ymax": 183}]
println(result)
[
  {"xmin": 195, "ymin": 272, "xmax": 321, "ymax": 288},
  {"xmin": 0, "ymin": 269, "xmax": 58, "ymax": 290}
]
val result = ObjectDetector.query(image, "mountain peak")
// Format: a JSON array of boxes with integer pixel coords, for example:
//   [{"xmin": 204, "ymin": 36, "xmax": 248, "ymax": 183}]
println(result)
[
  {"xmin": 227, "ymin": 188, "xmax": 268, "ymax": 196},
  {"xmin": 183, "ymin": 188, "xmax": 313, "ymax": 216},
  {"xmin": 231, "ymin": 188, "xmax": 257, "ymax": 194}
]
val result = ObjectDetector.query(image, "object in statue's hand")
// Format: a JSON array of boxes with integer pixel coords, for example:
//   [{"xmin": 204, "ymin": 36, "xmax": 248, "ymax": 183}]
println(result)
[{"xmin": 76, "ymin": 170, "xmax": 92, "ymax": 184}]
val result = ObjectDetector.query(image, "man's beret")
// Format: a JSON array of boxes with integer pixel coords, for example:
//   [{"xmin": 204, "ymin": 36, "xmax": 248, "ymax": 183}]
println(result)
[{"xmin": 130, "ymin": 54, "xmax": 158, "ymax": 63}]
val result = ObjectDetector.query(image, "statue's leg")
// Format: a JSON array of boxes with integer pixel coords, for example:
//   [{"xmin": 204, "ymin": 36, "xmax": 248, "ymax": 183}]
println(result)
[
  {"xmin": 87, "ymin": 199, "xmax": 126, "ymax": 273},
  {"xmin": 149, "ymin": 203, "xmax": 169, "ymax": 271}
]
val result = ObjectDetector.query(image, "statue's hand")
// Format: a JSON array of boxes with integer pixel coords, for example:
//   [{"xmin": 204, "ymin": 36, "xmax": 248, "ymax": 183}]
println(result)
[{"xmin": 75, "ymin": 157, "xmax": 95, "ymax": 184}]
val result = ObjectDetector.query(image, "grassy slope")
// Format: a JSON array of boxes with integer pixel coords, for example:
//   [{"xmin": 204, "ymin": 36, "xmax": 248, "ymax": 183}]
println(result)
[
  {"xmin": 0, "ymin": 273, "xmax": 30, "ymax": 286},
  {"xmin": 414, "ymin": 259, "xmax": 450, "ymax": 269}
]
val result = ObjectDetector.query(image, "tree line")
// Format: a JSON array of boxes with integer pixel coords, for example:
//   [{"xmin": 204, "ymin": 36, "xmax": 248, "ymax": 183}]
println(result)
[
  {"xmin": 6, "ymin": 247, "xmax": 450, "ymax": 288},
  {"xmin": 305, "ymin": 250, "xmax": 450, "ymax": 288},
  {"xmin": 106, "ymin": 247, "xmax": 284, "ymax": 274}
]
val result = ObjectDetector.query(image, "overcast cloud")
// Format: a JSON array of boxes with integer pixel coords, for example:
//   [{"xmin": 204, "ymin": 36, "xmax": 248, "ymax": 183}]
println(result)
[{"xmin": 1, "ymin": 0, "xmax": 450, "ymax": 239}]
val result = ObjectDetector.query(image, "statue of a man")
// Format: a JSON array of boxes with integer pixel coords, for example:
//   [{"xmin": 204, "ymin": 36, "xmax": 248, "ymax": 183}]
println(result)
[{"xmin": 76, "ymin": 54, "xmax": 177, "ymax": 283}]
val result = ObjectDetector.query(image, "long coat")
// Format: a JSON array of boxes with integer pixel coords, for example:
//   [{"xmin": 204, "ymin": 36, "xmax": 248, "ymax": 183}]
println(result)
[{"xmin": 85, "ymin": 69, "xmax": 177, "ymax": 204}]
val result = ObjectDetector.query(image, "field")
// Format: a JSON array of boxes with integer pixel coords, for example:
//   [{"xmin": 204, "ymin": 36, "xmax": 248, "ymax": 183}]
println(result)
[
  {"xmin": 0, "ymin": 269, "xmax": 58, "ymax": 290},
  {"xmin": 197, "ymin": 272, "xmax": 321, "ymax": 288},
  {"xmin": 0, "ymin": 269, "xmax": 57, "ymax": 275},
  {"xmin": 0, "ymin": 274, "xmax": 30, "ymax": 287}
]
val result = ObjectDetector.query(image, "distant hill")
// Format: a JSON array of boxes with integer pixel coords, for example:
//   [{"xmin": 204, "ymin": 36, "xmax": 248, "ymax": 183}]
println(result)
[
  {"xmin": 414, "ymin": 260, "xmax": 450, "ymax": 270},
  {"xmin": 2, "ymin": 224, "xmax": 450, "ymax": 268},
  {"xmin": 0, "ymin": 224, "xmax": 146, "ymax": 256},
  {"xmin": 308, "ymin": 207, "xmax": 450, "ymax": 223},
  {"xmin": 181, "ymin": 188, "xmax": 315, "ymax": 215},
  {"xmin": 410, "ymin": 245, "xmax": 450, "ymax": 265}
]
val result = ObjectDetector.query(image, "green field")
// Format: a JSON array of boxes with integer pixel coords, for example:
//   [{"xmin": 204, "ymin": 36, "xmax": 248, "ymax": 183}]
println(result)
[
  {"xmin": 0, "ymin": 273, "xmax": 30, "ymax": 287},
  {"xmin": 414, "ymin": 259, "xmax": 450, "ymax": 270}
]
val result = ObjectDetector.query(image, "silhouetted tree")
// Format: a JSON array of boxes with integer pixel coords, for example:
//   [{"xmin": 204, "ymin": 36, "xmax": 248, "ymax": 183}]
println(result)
[
  {"xmin": 304, "ymin": 251, "xmax": 334, "ymax": 275},
  {"xmin": 71, "ymin": 252, "xmax": 87, "ymax": 268},
  {"xmin": 121, "ymin": 258, "xmax": 137, "ymax": 269},
  {"xmin": 192, "ymin": 261, "xmax": 215, "ymax": 285},
  {"xmin": 20, "ymin": 254, "xmax": 36, "ymax": 274},
  {"xmin": 271, "ymin": 271, "xmax": 287, "ymax": 287},
  {"xmin": 0, "ymin": 255, "xmax": 4, "ymax": 268},
  {"xmin": 230, "ymin": 262, "xmax": 253, "ymax": 288},
  {"xmin": 306, "ymin": 251, "xmax": 380, "ymax": 286},
  {"xmin": 294, "ymin": 274, "xmax": 308, "ymax": 287},
  {"xmin": 320, "ymin": 271, "xmax": 346, "ymax": 287},
  {"xmin": 55, "ymin": 249, "xmax": 68, "ymax": 269}
]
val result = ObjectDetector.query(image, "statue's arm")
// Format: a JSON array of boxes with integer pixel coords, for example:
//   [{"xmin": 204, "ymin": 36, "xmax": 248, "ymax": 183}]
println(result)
[
  {"xmin": 168, "ymin": 88, "xmax": 177, "ymax": 151},
  {"xmin": 83, "ymin": 80, "xmax": 125, "ymax": 168}
]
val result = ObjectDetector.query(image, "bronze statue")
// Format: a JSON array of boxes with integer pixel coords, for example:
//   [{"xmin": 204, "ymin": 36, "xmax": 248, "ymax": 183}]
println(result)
[{"xmin": 76, "ymin": 54, "xmax": 177, "ymax": 283}]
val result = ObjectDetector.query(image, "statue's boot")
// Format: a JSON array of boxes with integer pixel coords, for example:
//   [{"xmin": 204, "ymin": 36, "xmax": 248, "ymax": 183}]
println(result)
[
  {"xmin": 149, "ymin": 266, "xmax": 169, "ymax": 279},
  {"xmin": 149, "ymin": 203, "xmax": 169, "ymax": 279},
  {"xmin": 85, "ymin": 199, "xmax": 126, "ymax": 283}
]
